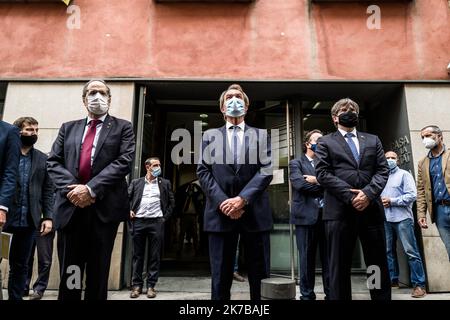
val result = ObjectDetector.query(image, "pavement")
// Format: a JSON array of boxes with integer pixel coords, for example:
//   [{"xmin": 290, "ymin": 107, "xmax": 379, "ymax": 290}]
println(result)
[{"xmin": 3, "ymin": 275, "xmax": 450, "ymax": 300}]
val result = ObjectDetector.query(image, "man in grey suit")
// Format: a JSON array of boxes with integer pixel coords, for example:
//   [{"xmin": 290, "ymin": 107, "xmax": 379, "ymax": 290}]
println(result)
[{"xmin": 47, "ymin": 80, "xmax": 135, "ymax": 300}]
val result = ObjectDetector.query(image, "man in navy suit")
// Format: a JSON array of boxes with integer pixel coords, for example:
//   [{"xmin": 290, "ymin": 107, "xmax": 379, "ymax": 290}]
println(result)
[
  {"xmin": 315, "ymin": 98, "xmax": 391, "ymax": 300},
  {"xmin": 47, "ymin": 80, "xmax": 135, "ymax": 300},
  {"xmin": 289, "ymin": 129, "xmax": 329, "ymax": 300},
  {"xmin": 0, "ymin": 120, "xmax": 20, "ymax": 300},
  {"xmin": 197, "ymin": 84, "xmax": 273, "ymax": 300}
]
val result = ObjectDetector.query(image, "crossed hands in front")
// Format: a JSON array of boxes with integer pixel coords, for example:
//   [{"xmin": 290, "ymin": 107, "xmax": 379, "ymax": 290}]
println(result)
[
  {"xmin": 67, "ymin": 184, "xmax": 95, "ymax": 208},
  {"xmin": 219, "ymin": 197, "xmax": 246, "ymax": 220},
  {"xmin": 350, "ymin": 189, "xmax": 370, "ymax": 211}
]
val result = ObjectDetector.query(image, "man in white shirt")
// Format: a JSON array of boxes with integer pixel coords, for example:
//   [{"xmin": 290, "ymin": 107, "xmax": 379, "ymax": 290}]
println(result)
[{"xmin": 128, "ymin": 157, "xmax": 175, "ymax": 299}]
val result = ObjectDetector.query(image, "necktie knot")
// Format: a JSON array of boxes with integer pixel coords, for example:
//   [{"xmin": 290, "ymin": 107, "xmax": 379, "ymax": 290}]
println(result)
[
  {"xmin": 89, "ymin": 119, "xmax": 101, "ymax": 128},
  {"xmin": 345, "ymin": 132, "xmax": 355, "ymax": 138}
]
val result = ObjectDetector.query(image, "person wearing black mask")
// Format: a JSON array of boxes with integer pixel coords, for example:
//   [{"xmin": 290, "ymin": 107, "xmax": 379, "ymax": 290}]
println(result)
[
  {"xmin": 3, "ymin": 117, "xmax": 54, "ymax": 300},
  {"xmin": 314, "ymin": 98, "xmax": 391, "ymax": 300}
]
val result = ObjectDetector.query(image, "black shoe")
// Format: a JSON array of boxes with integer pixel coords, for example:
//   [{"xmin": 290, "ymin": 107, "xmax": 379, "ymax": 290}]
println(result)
[{"xmin": 23, "ymin": 290, "xmax": 30, "ymax": 297}]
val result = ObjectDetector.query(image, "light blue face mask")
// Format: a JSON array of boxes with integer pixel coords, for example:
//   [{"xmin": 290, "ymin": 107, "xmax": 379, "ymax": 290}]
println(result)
[
  {"xmin": 152, "ymin": 167, "xmax": 161, "ymax": 177},
  {"xmin": 225, "ymin": 97, "xmax": 246, "ymax": 118},
  {"xmin": 387, "ymin": 159, "xmax": 397, "ymax": 170}
]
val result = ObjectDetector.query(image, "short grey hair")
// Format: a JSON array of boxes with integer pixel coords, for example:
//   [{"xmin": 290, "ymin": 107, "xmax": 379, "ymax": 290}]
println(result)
[{"xmin": 82, "ymin": 79, "xmax": 111, "ymax": 99}]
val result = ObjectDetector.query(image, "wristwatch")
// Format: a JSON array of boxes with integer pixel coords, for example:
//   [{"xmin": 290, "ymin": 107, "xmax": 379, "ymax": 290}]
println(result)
[{"xmin": 240, "ymin": 196, "xmax": 248, "ymax": 206}]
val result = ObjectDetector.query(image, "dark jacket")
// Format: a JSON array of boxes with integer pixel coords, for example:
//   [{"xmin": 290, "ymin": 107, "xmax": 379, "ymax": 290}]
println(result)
[
  {"xmin": 197, "ymin": 125, "xmax": 273, "ymax": 232},
  {"xmin": 47, "ymin": 115, "xmax": 136, "ymax": 229},
  {"xmin": 0, "ymin": 121, "xmax": 20, "ymax": 211},
  {"xmin": 6, "ymin": 148, "xmax": 54, "ymax": 229},
  {"xmin": 315, "ymin": 130, "xmax": 389, "ymax": 224},
  {"xmin": 128, "ymin": 177, "xmax": 175, "ymax": 220},
  {"xmin": 289, "ymin": 154, "xmax": 323, "ymax": 225}
]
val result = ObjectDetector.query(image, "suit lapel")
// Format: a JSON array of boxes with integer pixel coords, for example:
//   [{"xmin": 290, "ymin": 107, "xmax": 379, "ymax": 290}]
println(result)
[
  {"xmin": 423, "ymin": 157, "xmax": 431, "ymax": 187},
  {"xmin": 334, "ymin": 131, "xmax": 358, "ymax": 167},
  {"xmin": 93, "ymin": 115, "xmax": 113, "ymax": 163},
  {"xmin": 301, "ymin": 155, "xmax": 315, "ymax": 175},
  {"xmin": 357, "ymin": 132, "xmax": 366, "ymax": 167},
  {"xmin": 74, "ymin": 119, "xmax": 87, "ymax": 163},
  {"xmin": 29, "ymin": 148, "xmax": 38, "ymax": 180}
]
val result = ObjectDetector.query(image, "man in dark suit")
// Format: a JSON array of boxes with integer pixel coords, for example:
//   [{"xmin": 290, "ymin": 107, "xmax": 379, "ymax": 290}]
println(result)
[
  {"xmin": 4, "ymin": 117, "xmax": 54, "ymax": 300},
  {"xmin": 128, "ymin": 157, "xmax": 175, "ymax": 299},
  {"xmin": 47, "ymin": 80, "xmax": 135, "ymax": 300},
  {"xmin": 0, "ymin": 120, "xmax": 20, "ymax": 300},
  {"xmin": 197, "ymin": 84, "xmax": 273, "ymax": 300},
  {"xmin": 315, "ymin": 98, "xmax": 391, "ymax": 300},
  {"xmin": 289, "ymin": 129, "xmax": 329, "ymax": 300}
]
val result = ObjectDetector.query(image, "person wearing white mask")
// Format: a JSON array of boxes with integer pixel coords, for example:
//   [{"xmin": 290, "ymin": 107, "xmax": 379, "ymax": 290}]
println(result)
[
  {"xmin": 417, "ymin": 125, "xmax": 450, "ymax": 261},
  {"xmin": 381, "ymin": 151, "xmax": 426, "ymax": 298},
  {"xmin": 47, "ymin": 79, "xmax": 136, "ymax": 300},
  {"xmin": 128, "ymin": 157, "xmax": 174, "ymax": 299},
  {"xmin": 197, "ymin": 84, "xmax": 273, "ymax": 300}
]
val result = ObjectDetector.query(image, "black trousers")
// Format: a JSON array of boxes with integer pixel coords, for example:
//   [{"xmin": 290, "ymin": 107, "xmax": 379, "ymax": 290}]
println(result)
[
  {"xmin": 131, "ymin": 217, "xmax": 164, "ymax": 289},
  {"xmin": 57, "ymin": 207, "xmax": 119, "ymax": 300},
  {"xmin": 324, "ymin": 217, "xmax": 391, "ymax": 300},
  {"xmin": 25, "ymin": 230, "xmax": 55, "ymax": 295},
  {"xmin": 208, "ymin": 231, "xmax": 270, "ymax": 301},
  {"xmin": 6, "ymin": 226, "xmax": 35, "ymax": 300},
  {"xmin": 295, "ymin": 218, "xmax": 330, "ymax": 300}
]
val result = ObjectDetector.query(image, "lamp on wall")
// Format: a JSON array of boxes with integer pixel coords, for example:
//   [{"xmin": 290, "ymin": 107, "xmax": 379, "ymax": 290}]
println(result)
[{"xmin": 447, "ymin": 62, "xmax": 450, "ymax": 75}]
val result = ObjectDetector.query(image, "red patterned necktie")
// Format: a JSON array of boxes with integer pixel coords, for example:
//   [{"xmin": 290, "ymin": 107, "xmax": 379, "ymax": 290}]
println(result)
[{"xmin": 78, "ymin": 119, "xmax": 100, "ymax": 184}]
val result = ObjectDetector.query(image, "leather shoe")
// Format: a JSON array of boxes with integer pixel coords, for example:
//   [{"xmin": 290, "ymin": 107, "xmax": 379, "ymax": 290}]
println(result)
[
  {"xmin": 130, "ymin": 287, "xmax": 142, "ymax": 299},
  {"xmin": 147, "ymin": 287, "xmax": 157, "ymax": 298},
  {"xmin": 391, "ymin": 281, "xmax": 400, "ymax": 289},
  {"xmin": 233, "ymin": 272, "xmax": 246, "ymax": 282},
  {"xmin": 29, "ymin": 291, "xmax": 43, "ymax": 300},
  {"xmin": 411, "ymin": 286, "xmax": 426, "ymax": 298}
]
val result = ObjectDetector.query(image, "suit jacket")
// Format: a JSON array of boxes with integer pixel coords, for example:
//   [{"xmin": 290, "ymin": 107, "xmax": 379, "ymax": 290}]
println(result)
[
  {"xmin": 289, "ymin": 155, "xmax": 323, "ymax": 225},
  {"xmin": 417, "ymin": 148, "xmax": 450, "ymax": 223},
  {"xmin": 197, "ymin": 124, "xmax": 273, "ymax": 232},
  {"xmin": 47, "ymin": 115, "xmax": 136, "ymax": 229},
  {"xmin": 6, "ymin": 148, "xmax": 54, "ymax": 229},
  {"xmin": 128, "ymin": 177, "xmax": 175, "ymax": 220},
  {"xmin": 315, "ymin": 131, "xmax": 389, "ymax": 224},
  {"xmin": 0, "ymin": 121, "xmax": 20, "ymax": 211}
]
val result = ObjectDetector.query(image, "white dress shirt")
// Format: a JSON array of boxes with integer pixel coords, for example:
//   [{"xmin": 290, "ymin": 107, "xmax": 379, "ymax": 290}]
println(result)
[
  {"xmin": 81, "ymin": 114, "xmax": 107, "ymax": 197},
  {"xmin": 135, "ymin": 177, "xmax": 163, "ymax": 218},
  {"xmin": 82, "ymin": 114, "xmax": 107, "ymax": 166},
  {"xmin": 225, "ymin": 121, "xmax": 245, "ymax": 147},
  {"xmin": 338, "ymin": 127, "xmax": 360, "ymax": 154}
]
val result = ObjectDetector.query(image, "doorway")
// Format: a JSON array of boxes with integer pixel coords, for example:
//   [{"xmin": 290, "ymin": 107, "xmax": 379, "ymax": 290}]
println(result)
[{"xmin": 121, "ymin": 80, "xmax": 406, "ymax": 287}]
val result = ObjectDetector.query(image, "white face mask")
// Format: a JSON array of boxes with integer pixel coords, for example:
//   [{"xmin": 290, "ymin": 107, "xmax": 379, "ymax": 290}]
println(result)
[
  {"xmin": 422, "ymin": 137, "xmax": 437, "ymax": 149},
  {"xmin": 87, "ymin": 92, "xmax": 109, "ymax": 115}
]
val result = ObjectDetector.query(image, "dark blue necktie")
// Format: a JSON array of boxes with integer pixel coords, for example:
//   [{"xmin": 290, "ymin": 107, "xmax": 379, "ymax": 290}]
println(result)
[
  {"xmin": 231, "ymin": 126, "xmax": 241, "ymax": 166},
  {"xmin": 345, "ymin": 132, "xmax": 359, "ymax": 163}
]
